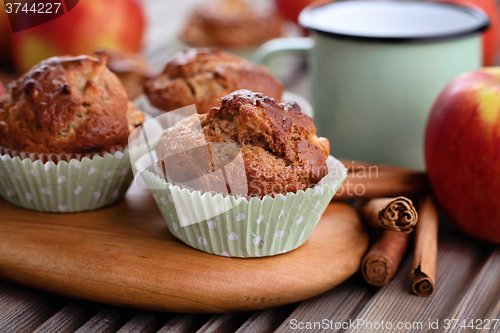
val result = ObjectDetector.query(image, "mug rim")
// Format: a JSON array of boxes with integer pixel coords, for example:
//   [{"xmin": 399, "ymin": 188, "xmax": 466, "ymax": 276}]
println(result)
[{"xmin": 299, "ymin": 0, "xmax": 489, "ymax": 44}]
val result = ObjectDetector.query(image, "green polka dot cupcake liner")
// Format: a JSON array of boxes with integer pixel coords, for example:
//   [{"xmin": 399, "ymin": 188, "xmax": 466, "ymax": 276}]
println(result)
[
  {"xmin": 136, "ymin": 155, "xmax": 347, "ymax": 258},
  {"xmin": 0, "ymin": 147, "xmax": 134, "ymax": 213}
]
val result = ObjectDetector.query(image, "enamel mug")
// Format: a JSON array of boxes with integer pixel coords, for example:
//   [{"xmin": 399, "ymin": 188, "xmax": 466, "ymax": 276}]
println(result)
[{"xmin": 256, "ymin": 1, "xmax": 489, "ymax": 168}]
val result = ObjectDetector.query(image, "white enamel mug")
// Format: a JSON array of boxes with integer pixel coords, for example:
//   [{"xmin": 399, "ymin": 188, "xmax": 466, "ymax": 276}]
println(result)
[{"xmin": 256, "ymin": 1, "xmax": 489, "ymax": 168}]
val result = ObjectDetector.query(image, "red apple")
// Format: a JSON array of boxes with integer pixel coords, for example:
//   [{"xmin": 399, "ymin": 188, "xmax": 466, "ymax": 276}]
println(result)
[
  {"xmin": 0, "ymin": 6, "xmax": 13, "ymax": 68},
  {"xmin": 275, "ymin": 0, "xmax": 329, "ymax": 25},
  {"xmin": 12, "ymin": 0, "xmax": 145, "ymax": 73},
  {"xmin": 425, "ymin": 68, "xmax": 500, "ymax": 243}
]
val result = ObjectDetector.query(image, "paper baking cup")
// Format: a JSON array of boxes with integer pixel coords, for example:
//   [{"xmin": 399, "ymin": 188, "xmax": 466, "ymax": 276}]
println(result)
[
  {"xmin": 173, "ymin": 40, "xmax": 259, "ymax": 61},
  {"xmin": 134, "ymin": 91, "xmax": 314, "ymax": 120},
  {"xmin": 136, "ymin": 155, "xmax": 346, "ymax": 258},
  {"xmin": 0, "ymin": 149, "xmax": 134, "ymax": 213},
  {"xmin": 134, "ymin": 95, "xmax": 192, "ymax": 122}
]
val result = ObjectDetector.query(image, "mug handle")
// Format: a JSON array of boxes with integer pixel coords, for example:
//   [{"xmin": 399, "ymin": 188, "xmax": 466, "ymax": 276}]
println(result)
[{"xmin": 254, "ymin": 37, "xmax": 314, "ymax": 65}]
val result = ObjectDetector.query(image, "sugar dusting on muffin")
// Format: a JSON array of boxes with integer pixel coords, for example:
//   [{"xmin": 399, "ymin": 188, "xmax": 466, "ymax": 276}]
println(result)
[
  {"xmin": 155, "ymin": 90, "xmax": 330, "ymax": 198},
  {"xmin": 144, "ymin": 48, "xmax": 283, "ymax": 114},
  {"xmin": 0, "ymin": 52, "xmax": 144, "ymax": 154}
]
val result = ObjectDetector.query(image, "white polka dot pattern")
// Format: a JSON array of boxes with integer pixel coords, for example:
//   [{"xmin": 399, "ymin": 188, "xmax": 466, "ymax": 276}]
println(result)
[
  {"xmin": 198, "ymin": 237, "xmax": 207, "ymax": 245},
  {"xmin": 0, "ymin": 149, "xmax": 134, "ymax": 213},
  {"xmin": 139, "ymin": 155, "xmax": 348, "ymax": 258}
]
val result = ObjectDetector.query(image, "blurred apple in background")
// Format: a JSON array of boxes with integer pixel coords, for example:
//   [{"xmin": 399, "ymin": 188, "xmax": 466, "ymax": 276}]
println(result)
[
  {"xmin": 275, "ymin": 0, "xmax": 329, "ymax": 25},
  {"xmin": 0, "ymin": 7, "xmax": 13, "ymax": 68},
  {"xmin": 425, "ymin": 68, "xmax": 500, "ymax": 243},
  {"xmin": 12, "ymin": 0, "xmax": 145, "ymax": 73}
]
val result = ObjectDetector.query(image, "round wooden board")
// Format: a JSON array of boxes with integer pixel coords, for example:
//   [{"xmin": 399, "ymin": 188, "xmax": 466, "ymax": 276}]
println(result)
[{"xmin": 0, "ymin": 186, "xmax": 368, "ymax": 313}]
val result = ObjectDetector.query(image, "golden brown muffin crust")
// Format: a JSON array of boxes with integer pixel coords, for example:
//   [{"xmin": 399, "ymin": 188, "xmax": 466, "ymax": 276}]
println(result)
[
  {"xmin": 0, "ymin": 53, "xmax": 144, "ymax": 154},
  {"xmin": 156, "ymin": 90, "xmax": 330, "ymax": 198},
  {"xmin": 180, "ymin": 0, "xmax": 282, "ymax": 49},
  {"xmin": 144, "ymin": 48, "xmax": 284, "ymax": 114}
]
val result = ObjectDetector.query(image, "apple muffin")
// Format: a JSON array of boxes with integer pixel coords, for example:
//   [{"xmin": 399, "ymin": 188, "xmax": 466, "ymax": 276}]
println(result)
[
  {"xmin": 143, "ymin": 48, "xmax": 284, "ymax": 114},
  {"xmin": 0, "ymin": 53, "xmax": 145, "ymax": 213},
  {"xmin": 0, "ymin": 52, "xmax": 144, "ymax": 155},
  {"xmin": 155, "ymin": 89, "xmax": 330, "ymax": 198},
  {"xmin": 180, "ymin": 0, "xmax": 282, "ymax": 49}
]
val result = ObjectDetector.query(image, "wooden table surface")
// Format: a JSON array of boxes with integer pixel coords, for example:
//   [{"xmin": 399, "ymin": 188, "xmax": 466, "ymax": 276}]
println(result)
[
  {"xmin": 0, "ymin": 216, "xmax": 499, "ymax": 333},
  {"xmin": 0, "ymin": 186, "xmax": 368, "ymax": 314},
  {"xmin": 1, "ymin": 0, "xmax": 500, "ymax": 331}
]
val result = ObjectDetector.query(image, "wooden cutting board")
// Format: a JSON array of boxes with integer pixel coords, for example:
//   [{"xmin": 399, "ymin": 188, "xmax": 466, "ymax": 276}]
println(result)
[{"xmin": 0, "ymin": 185, "xmax": 368, "ymax": 313}]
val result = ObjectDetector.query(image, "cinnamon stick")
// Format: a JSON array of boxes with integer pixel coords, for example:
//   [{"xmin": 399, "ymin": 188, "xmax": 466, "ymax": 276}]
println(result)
[
  {"xmin": 333, "ymin": 160, "xmax": 430, "ymax": 200},
  {"xmin": 361, "ymin": 231, "xmax": 409, "ymax": 286},
  {"xmin": 359, "ymin": 197, "xmax": 418, "ymax": 233},
  {"xmin": 411, "ymin": 196, "xmax": 438, "ymax": 296}
]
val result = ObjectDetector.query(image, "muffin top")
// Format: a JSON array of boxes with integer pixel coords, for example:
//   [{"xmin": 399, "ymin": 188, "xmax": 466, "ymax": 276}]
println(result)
[
  {"xmin": 180, "ymin": 0, "xmax": 282, "ymax": 49},
  {"xmin": 156, "ymin": 90, "xmax": 330, "ymax": 198},
  {"xmin": 0, "ymin": 53, "xmax": 144, "ymax": 154},
  {"xmin": 144, "ymin": 48, "xmax": 284, "ymax": 114}
]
